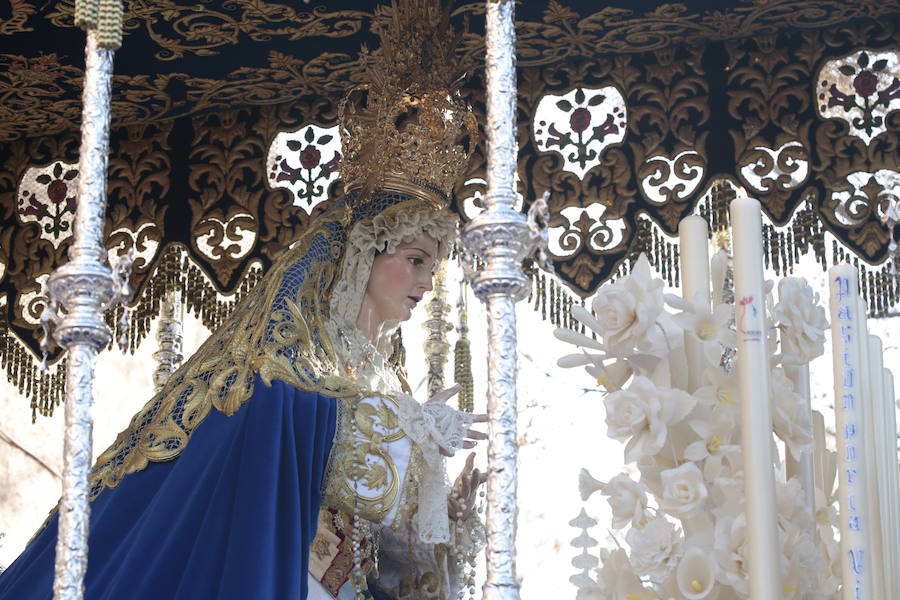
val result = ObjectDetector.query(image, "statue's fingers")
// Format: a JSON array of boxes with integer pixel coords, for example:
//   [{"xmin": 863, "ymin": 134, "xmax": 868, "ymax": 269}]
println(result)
[
  {"xmin": 466, "ymin": 429, "xmax": 488, "ymax": 441},
  {"xmin": 472, "ymin": 413, "xmax": 488, "ymax": 423},
  {"xmin": 427, "ymin": 384, "xmax": 461, "ymax": 405},
  {"xmin": 463, "ymin": 451, "xmax": 476, "ymax": 473}
]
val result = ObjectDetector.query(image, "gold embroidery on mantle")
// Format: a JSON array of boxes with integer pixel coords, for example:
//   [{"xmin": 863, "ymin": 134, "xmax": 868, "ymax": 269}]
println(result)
[{"xmin": 88, "ymin": 202, "xmax": 360, "ymax": 500}]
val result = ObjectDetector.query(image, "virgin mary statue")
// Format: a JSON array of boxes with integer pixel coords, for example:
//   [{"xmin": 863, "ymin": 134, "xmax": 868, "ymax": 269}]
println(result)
[{"xmin": 0, "ymin": 2, "xmax": 487, "ymax": 599}]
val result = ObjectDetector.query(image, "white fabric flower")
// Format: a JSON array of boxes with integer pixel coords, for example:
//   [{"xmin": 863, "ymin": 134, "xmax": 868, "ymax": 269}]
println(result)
[
  {"xmin": 770, "ymin": 369, "xmax": 813, "ymax": 461},
  {"xmin": 659, "ymin": 462, "xmax": 708, "ymax": 517},
  {"xmin": 604, "ymin": 375, "xmax": 695, "ymax": 462},
  {"xmin": 667, "ymin": 293, "xmax": 736, "ymax": 365},
  {"xmin": 601, "ymin": 473, "xmax": 648, "ymax": 529},
  {"xmin": 773, "ymin": 277, "xmax": 828, "ymax": 364},
  {"xmin": 589, "ymin": 253, "xmax": 665, "ymax": 356},
  {"xmin": 595, "ymin": 548, "xmax": 661, "ymax": 599},
  {"xmin": 675, "ymin": 546, "xmax": 717, "ymax": 599},
  {"xmin": 713, "ymin": 513, "xmax": 749, "ymax": 597},
  {"xmin": 779, "ymin": 519, "xmax": 819, "ymax": 599},
  {"xmin": 626, "ymin": 517, "xmax": 683, "ymax": 584},
  {"xmin": 683, "ymin": 409, "xmax": 741, "ymax": 481},
  {"xmin": 578, "ymin": 467, "xmax": 605, "ymax": 501}
]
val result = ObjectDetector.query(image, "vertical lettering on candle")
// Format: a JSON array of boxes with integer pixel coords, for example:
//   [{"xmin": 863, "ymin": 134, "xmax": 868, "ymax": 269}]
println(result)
[
  {"xmin": 829, "ymin": 267, "xmax": 873, "ymax": 599},
  {"xmin": 843, "ymin": 393, "xmax": 855, "ymax": 410},
  {"xmin": 836, "ymin": 276, "xmax": 850, "ymax": 300},
  {"xmin": 850, "ymin": 549, "xmax": 864, "ymax": 575}
]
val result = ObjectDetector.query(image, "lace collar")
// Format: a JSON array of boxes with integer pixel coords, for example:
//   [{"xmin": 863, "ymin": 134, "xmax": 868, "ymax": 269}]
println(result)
[{"xmin": 329, "ymin": 323, "xmax": 400, "ymax": 393}]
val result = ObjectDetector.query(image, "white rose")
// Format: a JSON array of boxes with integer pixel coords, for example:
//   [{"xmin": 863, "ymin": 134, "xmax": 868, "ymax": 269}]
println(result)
[
  {"xmin": 713, "ymin": 513, "xmax": 749, "ymax": 597},
  {"xmin": 774, "ymin": 277, "xmax": 828, "ymax": 364},
  {"xmin": 626, "ymin": 517, "xmax": 683, "ymax": 584},
  {"xmin": 659, "ymin": 462, "xmax": 708, "ymax": 517},
  {"xmin": 591, "ymin": 254, "xmax": 664, "ymax": 356},
  {"xmin": 601, "ymin": 473, "xmax": 648, "ymax": 529},
  {"xmin": 604, "ymin": 375, "xmax": 695, "ymax": 462}
]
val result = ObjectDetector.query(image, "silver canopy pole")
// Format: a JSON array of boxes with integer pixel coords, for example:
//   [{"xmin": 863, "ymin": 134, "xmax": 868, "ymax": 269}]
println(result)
[
  {"xmin": 462, "ymin": 2, "xmax": 540, "ymax": 599},
  {"xmin": 44, "ymin": 20, "xmax": 126, "ymax": 598}
]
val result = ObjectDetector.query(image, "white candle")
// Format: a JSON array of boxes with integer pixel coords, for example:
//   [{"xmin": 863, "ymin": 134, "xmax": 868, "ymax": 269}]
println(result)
[
  {"xmin": 858, "ymin": 307, "xmax": 885, "ymax": 600},
  {"xmin": 869, "ymin": 336, "xmax": 899, "ymax": 600},
  {"xmin": 883, "ymin": 368, "xmax": 900, "ymax": 600},
  {"xmin": 729, "ymin": 196, "xmax": 781, "ymax": 599},
  {"xmin": 678, "ymin": 215, "xmax": 710, "ymax": 393},
  {"xmin": 828, "ymin": 264, "xmax": 874, "ymax": 600}
]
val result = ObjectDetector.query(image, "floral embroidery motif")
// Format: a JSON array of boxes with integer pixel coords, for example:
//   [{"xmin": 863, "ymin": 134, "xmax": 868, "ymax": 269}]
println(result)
[
  {"xmin": 16, "ymin": 161, "xmax": 79, "ymax": 247},
  {"xmin": 267, "ymin": 124, "xmax": 342, "ymax": 214},
  {"xmin": 533, "ymin": 87, "xmax": 627, "ymax": 180},
  {"xmin": 817, "ymin": 49, "xmax": 900, "ymax": 144}
]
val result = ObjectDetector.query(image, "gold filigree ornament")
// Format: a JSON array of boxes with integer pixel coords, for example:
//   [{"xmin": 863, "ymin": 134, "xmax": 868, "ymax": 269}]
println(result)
[
  {"xmin": 323, "ymin": 395, "xmax": 403, "ymax": 522},
  {"xmin": 338, "ymin": 0, "xmax": 479, "ymax": 211}
]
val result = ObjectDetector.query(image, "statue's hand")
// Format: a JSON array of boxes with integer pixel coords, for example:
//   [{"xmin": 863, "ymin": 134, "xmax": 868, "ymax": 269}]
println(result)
[
  {"xmin": 448, "ymin": 452, "xmax": 487, "ymax": 521},
  {"xmin": 426, "ymin": 384, "xmax": 487, "ymax": 456}
]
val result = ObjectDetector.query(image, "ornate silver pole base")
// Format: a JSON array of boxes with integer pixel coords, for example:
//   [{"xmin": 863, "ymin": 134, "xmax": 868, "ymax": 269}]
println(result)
[{"xmin": 45, "ymin": 30, "xmax": 121, "ymax": 600}]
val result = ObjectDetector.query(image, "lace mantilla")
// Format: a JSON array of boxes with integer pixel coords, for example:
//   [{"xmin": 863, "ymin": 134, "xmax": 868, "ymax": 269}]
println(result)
[{"xmin": 326, "ymin": 200, "xmax": 457, "ymax": 362}]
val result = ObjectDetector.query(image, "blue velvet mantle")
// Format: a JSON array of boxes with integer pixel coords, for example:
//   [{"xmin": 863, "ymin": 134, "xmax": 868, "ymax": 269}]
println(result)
[{"xmin": 0, "ymin": 377, "xmax": 336, "ymax": 600}]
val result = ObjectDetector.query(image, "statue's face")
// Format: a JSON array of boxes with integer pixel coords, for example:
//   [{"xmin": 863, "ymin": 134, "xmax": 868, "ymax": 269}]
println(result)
[{"xmin": 364, "ymin": 232, "xmax": 437, "ymax": 323}]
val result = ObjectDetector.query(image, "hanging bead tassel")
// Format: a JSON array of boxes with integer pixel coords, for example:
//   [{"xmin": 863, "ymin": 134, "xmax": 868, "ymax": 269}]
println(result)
[
  {"xmin": 96, "ymin": 0, "xmax": 124, "ymax": 50},
  {"xmin": 454, "ymin": 278, "xmax": 475, "ymax": 413},
  {"xmin": 74, "ymin": 0, "xmax": 100, "ymax": 29}
]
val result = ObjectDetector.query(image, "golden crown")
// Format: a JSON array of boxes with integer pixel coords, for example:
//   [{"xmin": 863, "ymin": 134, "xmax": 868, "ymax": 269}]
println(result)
[{"xmin": 338, "ymin": 0, "xmax": 478, "ymax": 209}]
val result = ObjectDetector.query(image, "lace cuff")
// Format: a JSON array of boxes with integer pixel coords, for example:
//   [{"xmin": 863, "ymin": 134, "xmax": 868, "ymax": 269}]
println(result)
[{"xmin": 395, "ymin": 393, "xmax": 476, "ymax": 544}]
